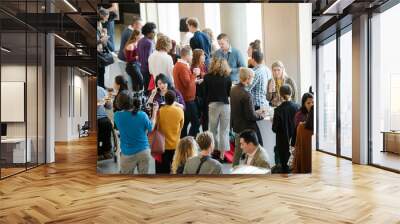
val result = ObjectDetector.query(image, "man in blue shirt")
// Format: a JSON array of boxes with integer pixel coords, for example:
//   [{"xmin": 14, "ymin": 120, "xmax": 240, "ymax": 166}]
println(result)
[
  {"xmin": 214, "ymin": 33, "xmax": 246, "ymax": 84},
  {"xmin": 97, "ymin": 86, "xmax": 113, "ymax": 160},
  {"xmin": 187, "ymin": 17, "xmax": 211, "ymax": 66}
]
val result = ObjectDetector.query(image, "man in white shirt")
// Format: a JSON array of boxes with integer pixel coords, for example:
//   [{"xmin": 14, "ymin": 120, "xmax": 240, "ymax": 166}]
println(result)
[{"xmin": 239, "ymin": 130, "xmax": 271, "ymax": 169}]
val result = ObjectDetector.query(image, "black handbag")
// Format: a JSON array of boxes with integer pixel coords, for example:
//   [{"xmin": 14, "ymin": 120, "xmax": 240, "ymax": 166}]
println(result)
[{"xmin": 98, "ymin": 46, "xmax": 114, "ymax": 67}]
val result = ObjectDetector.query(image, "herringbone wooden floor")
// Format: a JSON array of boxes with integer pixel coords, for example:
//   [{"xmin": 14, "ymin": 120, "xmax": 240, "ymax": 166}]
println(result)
[{"xmin": 1, "ymin": 136, "xmax": 400, "ymax": 224}]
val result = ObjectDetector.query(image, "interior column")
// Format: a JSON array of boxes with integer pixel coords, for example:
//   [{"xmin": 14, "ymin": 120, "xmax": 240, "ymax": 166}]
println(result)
[{"xmin": 352, "ymin": 14, "xmax": 369, "ymax": 164}]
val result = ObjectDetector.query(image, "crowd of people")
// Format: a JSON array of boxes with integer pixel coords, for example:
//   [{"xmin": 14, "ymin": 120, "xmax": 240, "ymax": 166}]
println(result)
[{"xmin": 97, "ymin": 8, "xmax": 314, "ymax": 174}]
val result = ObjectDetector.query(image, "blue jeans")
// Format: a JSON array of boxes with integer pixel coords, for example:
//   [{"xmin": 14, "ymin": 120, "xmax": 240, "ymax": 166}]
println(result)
[{"xmin": 106, "ymin": 20, "xmax": 115, "ymax": 52}]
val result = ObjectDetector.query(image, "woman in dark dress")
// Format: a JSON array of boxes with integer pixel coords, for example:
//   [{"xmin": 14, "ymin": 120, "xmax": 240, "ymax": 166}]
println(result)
[
  {"xmin": 295, "ymin": 93, "xmax": 314, "ymax": 127},
  {"xmin": 191, "ymin": 49, "xmax": 208, "ymax": 131},
  {"xmin": 272, "ymin": 85, "xmax": 300, "ymax": 173},
  {"xmin": 293, "ymin": 106, "xmax": 314, "ymax": 173},
  {"xmin": 292, "ymin": 92, "xmax": 314, "ymax": 146}
]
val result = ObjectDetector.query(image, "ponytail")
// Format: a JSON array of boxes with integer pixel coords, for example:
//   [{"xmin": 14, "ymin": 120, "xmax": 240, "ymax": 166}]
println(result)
[{"xmin": 131, "ymin": 98, "xmax": 141, "ymax": 115}]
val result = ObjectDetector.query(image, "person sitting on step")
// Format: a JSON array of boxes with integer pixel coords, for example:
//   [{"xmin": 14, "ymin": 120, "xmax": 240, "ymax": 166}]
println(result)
[{"xmin": 183, "ymin": 131, "xmax": 223, "ymax": 175}]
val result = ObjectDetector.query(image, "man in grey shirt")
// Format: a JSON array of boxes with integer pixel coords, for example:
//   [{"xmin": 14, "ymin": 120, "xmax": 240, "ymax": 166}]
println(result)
[{"xmin": 183, "ymin": 131, "xmax": 223, "ymax": 175}]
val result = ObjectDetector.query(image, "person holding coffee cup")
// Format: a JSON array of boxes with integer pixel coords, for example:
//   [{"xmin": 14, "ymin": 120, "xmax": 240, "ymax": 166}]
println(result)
[{"xmin": 192, "ymin": 49, "xmax": 208, "ymax": 131}]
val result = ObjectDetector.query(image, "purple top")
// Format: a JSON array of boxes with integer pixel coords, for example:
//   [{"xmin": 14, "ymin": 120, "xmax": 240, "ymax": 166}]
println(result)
[
  {"xmin": 137, "ymin": 37, "xmax": 154, "ymax": 74},
  {"xmin": 154, "ymin": 89, "xmax": 186, "ymax": 110}
]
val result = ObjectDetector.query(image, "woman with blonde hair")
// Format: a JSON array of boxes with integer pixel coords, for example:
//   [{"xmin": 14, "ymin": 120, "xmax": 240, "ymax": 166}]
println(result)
[
  {"xmin": 267, "ymin": 61, "xmax": 297, "ymax": 107},
  {"xmin": 171, "ymin": 136, "xmax": 198, "ymax": 174},
  {"xmin": 203, "ymin": 58, "xmax": 232, "ymax": 162}
]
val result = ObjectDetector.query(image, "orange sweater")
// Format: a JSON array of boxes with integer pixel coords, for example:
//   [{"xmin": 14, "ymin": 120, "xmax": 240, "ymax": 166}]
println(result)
[{"xmin": 173, "ymin": 61, "xmax": 196, "ymax": 102}]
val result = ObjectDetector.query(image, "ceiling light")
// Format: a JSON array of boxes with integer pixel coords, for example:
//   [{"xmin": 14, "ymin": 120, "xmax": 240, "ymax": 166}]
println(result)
[
  {"xmin": 63, "ymin": 0, "xmax": 78, "ymax": 12},
  {"xmin": 1, "ymin": 47, "xmax": 11, "ymax": 53},
  {"xmin": 78, "ymin": 67, "xmax": 92, "ymax": 76},
  {"xmin": 54, "ymin": 34, "xmax": 75, "ymax": 48}
]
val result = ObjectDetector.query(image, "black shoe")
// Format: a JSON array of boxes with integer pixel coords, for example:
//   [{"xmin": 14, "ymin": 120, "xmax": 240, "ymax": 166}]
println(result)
[{"xmin": 271, "ymin": 165, "xmax": 282, "ymax": 173}]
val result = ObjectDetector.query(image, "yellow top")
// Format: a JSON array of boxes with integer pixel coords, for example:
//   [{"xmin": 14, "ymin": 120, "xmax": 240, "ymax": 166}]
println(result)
[
  {"xmin": 157, "ymin": 105, "xmax": 184, "ymax": 150},
  {"xmin": 276, "ymin": 79, "xmax": 283, "ymax": 93}
]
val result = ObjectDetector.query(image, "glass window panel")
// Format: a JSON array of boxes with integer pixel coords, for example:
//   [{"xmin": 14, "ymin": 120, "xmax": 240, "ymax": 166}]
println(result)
[
  {"xmin": 1, "ymin": 31, "xmax": 28, "ymax": 177},
  {"xmin": 27, "ymin": 31, "xmax": 38, "ymax": 169},
  {"xmin": 340, "ymin": 29, "xmax": 352, "ymax": 158},
  {"xmin": 318, "ymin": 37, "xmax": 337, "ymax": 154},
  {"xmin": 371, "ymin": 3, "xmax": 400, "ymax": 171},
  {"xmin": 38, "ymin": 32, "xmax": 46, "ymax": 165}
]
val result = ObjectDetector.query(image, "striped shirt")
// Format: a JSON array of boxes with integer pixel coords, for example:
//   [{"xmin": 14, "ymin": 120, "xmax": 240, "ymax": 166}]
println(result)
[{"xmin": 247, "ymin": 64, "xmax": 271, "ymax": 108}]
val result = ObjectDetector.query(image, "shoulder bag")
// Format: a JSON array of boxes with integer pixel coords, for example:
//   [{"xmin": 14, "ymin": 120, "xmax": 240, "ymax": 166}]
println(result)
[
  {"xmin": 196, "ymin": 156, "xmax": 209, "ymax": 174},
  {"xmin": 98, "ymin": 46, "xmax": 114, "ymax": 67},
  {"xmin": 148, "ymin": 112, "xmax": 165, "ymax": 156}
]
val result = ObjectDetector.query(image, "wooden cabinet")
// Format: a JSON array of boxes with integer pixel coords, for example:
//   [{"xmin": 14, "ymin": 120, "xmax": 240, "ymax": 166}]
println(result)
[{"xmin": 382, "ymin": 132, "xmax": 400, "ymax": 154}]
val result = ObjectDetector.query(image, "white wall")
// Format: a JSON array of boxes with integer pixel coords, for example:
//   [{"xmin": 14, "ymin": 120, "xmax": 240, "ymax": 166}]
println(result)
[
  {"xmin": 54, "ymin": 67, "xmax": 89, "ymax": 141},
  {"xmin": 298, "ymin": 4, "xmax": 313, "ymax": 95},
  {"xmin": 262, "ymin": 3, "xmax": 312, "ymax": 102},
  {"xmin": 178, "ymin": 3, "xmax": 206, "ymax": 29}
]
